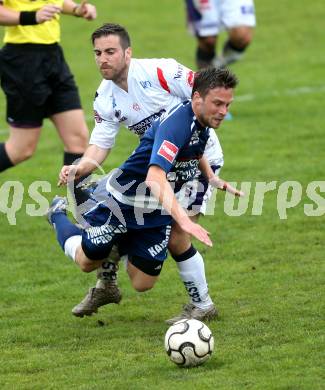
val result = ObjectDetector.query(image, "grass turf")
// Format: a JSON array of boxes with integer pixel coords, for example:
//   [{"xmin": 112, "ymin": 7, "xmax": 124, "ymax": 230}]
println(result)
[{"xmin": 0, "ymin": 0, "xmax": 324, "ymax": 388}]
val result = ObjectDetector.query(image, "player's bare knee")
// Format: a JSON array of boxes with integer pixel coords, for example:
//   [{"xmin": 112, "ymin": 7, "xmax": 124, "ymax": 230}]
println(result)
[
  {"xmin": 229, "ymin": 27, "xmax": 253, "ymax": 48},
  {"xmin": 198, "ymin": 36, "xmax": 216, "ymax": 53},
  {"xmin": 74, "ymin": 248, "xmax": 97, "ymax": 273},
  {"xmin": 7, "ymin": 143, "xmax": 36, "ymax": 164},
  {"xmin": 131, "ymin": 280, "xmax": 153, "ymax": 292},
  {"xmin": 78, "ymin": 262, "xmax": 95, "ymax": 273}
]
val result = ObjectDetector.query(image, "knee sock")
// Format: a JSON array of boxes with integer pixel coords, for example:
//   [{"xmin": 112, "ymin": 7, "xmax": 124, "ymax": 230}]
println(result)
[
  {"xmin": 0, "ymin": 143, "xmax": 14, "ymax": 172},
  {"xmin": 95, "ymin": 245, "xmax": 121, "ymax": 287},
  {"xmin": 221, "ymin": 39, "xmax": 246, "ymax": 66},
  {"xmin": 96, "ymin": 261, "xmax": 118, "ymax": 288},
  {"xmin": 172, "ymin": 245, "xmax": 213, "ymax": 309},
  {"xmin": 51, "ymin": 211, "xmax": 81, "ymax": 251},
  {"xmin": 64, "ymin": 235, "xmax": 82, "ymax": 261},
  {"xmin": 63, "ymin": 151, "xmax": 90, "ymax": 206}
]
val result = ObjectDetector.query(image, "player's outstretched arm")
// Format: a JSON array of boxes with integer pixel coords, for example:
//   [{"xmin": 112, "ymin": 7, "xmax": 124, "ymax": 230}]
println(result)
[
  {"xmin": 0, "ymin": 3, "xmax": 60, "ymax": 25},
  {"xmin": 209, "ymin": 176, "xmax": 245, "ymax": 197},
  {"xmin": 58, "ymin": 144, "xmax": 110, "ymax": 186},
  {"xmin": 146, "ymin": 165, "xmax": 212, "ymax": 247},
  {"xmin": 199, "ymin": 156, "xmax": 245, "ymax": 197},
  {"xmin": 62, "ymin": 0, "xmax": 97, "ymax": 20}
]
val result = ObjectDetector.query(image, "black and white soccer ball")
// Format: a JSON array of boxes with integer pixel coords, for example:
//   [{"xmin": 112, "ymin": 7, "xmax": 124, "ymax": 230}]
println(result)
[{"xmin": 164, "ymin": 319, "xmax": 214, "ymax": 367}]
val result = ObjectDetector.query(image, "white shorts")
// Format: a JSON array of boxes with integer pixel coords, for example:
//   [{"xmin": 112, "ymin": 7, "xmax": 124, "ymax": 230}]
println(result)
[{"xmin": 186, "ymin": 0, "xmax": 256, "ymax": 37}]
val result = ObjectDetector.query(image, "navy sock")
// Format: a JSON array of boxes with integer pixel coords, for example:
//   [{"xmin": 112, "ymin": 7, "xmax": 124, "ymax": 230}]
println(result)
[{"xmin": 51, "ymin": 212, "xmax": 81, "ymax": 250}]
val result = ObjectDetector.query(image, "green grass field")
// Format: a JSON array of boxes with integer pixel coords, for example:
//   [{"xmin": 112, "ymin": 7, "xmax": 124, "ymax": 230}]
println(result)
[{"xmin": 0, "ymin": 1, "xmax": 324, "ymax": 389}]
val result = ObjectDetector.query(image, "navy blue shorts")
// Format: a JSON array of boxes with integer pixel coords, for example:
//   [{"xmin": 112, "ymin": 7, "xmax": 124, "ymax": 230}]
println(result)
[{"xmin": 81, "ymin": 203, "xmax": 171, "ymax": 276}]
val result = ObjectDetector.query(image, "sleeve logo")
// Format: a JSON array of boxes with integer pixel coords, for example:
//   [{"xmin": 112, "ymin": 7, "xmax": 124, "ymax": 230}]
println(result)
[{"xmin": 158, "ymin": 140, "xmax": 179, "ymax": 163}]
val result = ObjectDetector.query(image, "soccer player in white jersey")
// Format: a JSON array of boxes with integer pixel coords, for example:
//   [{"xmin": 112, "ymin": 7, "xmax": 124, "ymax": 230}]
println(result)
[
  {"xmin": 58, "ymin": 23, "xmax": 231, "ymax": 324},
  {"xmin": 185, "ymin": 0, "xmax": 256, "ymax": 69},
  {"xmin": 47, "ymin": 67, "xmax": 241, "ymax": 320}
]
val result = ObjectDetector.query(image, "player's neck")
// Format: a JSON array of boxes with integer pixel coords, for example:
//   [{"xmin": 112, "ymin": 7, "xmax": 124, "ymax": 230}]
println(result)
[
  {"xmin": 113, "ymin": 64, "xmax": 130, "ymax": 92},
  {"xmin": 114, "ymin": 77, "xmax": 128, "ymax": 92}
]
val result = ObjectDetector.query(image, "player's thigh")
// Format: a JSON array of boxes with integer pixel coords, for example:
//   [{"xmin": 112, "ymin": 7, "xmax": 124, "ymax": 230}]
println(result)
[
  {"xmin": 228, "ymin": 26, "xmax": 254, "ymax": 47},
  {"xmin": 51, "ymin": 109, "xmax": 88, "ymax": 153},
  {"xmin": 221, "ymin": 0, "xmax": 256, "ymax": 30},
  {"xmin": 186, "ymin": 0, "xmax": 221, "ymax": 37},
  {"xmin": 126, "ymin": 225, "xmax": 172, "ymax": 290},
  {"xmin": 5, "ymin": 126, "xmax": 42, "ymax": 163}
]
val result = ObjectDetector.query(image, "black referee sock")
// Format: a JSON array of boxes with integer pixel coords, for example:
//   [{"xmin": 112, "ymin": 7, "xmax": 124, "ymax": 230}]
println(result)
[
  {"xmin": 0, "ymin": 143, "xmax": 14, "ymax": 172},
  {"xmin": 63, "ymin": 151, "xmax": 89, "ymax": 206}
]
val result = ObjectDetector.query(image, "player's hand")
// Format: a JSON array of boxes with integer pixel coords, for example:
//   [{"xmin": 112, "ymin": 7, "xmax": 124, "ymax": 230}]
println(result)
[
  {"xmin": 75, "ymin": 1, "xmax": 97, "ymax": 20},
  {"xmin": 58, "ymin": 165, "xmax": 78, "ymax": 186},
  {"xmin": 179, "ymin": 218, "xmax": 213, "ymax": 247},
  {"xmin": 209, "ymin": 176, "xmax": 245, "ymax": 197},
  {"xmin": 36, "ymin": 5, "xmax": 61, "ymax": 23}
]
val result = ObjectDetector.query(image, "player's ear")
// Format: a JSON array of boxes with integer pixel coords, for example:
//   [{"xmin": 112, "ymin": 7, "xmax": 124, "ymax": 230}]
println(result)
[
  {"xmin": 192, "ymin": 91, "xmax": 203, "ymax": 104},
  {"xmin": 125, "ymin": 47, "xmax": 132, "ymax": 62}
]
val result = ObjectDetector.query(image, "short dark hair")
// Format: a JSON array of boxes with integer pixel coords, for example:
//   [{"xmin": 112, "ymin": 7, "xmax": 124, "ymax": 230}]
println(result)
[
  {"xmin": 191, "ymin": 67, "xmax": 238, "ymax": 98},
  {"xmin": 91, "ymin": 23, "xmax": 131, "ymax": 50}
]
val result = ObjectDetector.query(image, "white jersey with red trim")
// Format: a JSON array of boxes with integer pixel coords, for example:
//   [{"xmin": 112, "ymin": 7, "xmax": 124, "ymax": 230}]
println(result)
[{"xmin": 90, "ymin": 57, "xmax": 223, "ymax": 166}]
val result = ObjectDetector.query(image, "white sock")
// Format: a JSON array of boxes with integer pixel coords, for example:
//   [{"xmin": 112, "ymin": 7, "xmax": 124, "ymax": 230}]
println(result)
[
  {"xmin": 64, "ymin": 235, "xmax": 82, "ymax": 261},
  {"xmin": 95, "ymin": 260, "xmax": 119, "ymax": 288},
  {"xmin": 121, "ymin": 255, "xmax": 128, "ymax": 269},
  {"xmin": 222, "ymin": 47, "xmax": 244, "ymax": 66},
  {"xmin": 175, "ymin": 249, "xmax": 213, "ymax": 309}
]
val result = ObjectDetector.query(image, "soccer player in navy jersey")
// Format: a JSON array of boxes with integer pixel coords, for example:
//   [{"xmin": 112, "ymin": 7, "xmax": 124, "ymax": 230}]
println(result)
[
  {"xmin": 47, "ymin": 67, "xmax": 243, "ymax": 317},
  {"xmin": 55, "ymin": 24, "xmax": 241, "ymax": 323}
]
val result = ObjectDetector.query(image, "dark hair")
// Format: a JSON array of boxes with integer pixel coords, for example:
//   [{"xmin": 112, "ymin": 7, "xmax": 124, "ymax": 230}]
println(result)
[
  {"xmin": 191, "ymin": 67, "xmax": 238, "ymax": 98},
  {"xmin": 91, "ymin": 23, "xmax": 131, "ymax": 50}
]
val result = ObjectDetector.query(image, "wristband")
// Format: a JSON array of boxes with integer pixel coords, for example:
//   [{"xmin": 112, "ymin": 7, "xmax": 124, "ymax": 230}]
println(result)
[{"xmin": 19, "ymin": 11, "xmax": 38, "ymax": 25}]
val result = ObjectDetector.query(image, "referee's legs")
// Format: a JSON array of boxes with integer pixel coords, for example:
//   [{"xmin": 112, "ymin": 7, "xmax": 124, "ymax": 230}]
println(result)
[{"xmin": 0, "ymin": 126, "xmax": 42, "ymax": 171}]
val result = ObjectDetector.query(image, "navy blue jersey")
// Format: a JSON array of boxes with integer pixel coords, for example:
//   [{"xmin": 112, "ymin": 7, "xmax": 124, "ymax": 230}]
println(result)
[{"xmin": 105, "ymin": 100, "xmax": 209, "ymax": 228}]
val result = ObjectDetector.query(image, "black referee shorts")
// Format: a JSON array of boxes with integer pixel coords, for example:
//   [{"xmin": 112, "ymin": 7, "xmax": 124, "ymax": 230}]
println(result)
[{"xmin": 0, "ymin": 43, "xmax": 82, "ymax": 128}]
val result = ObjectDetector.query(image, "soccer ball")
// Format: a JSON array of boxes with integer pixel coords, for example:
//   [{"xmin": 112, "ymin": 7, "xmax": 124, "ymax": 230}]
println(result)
[{"xmin": 164, "ymin": 319, "xmax": 214, "ymax": 367}]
